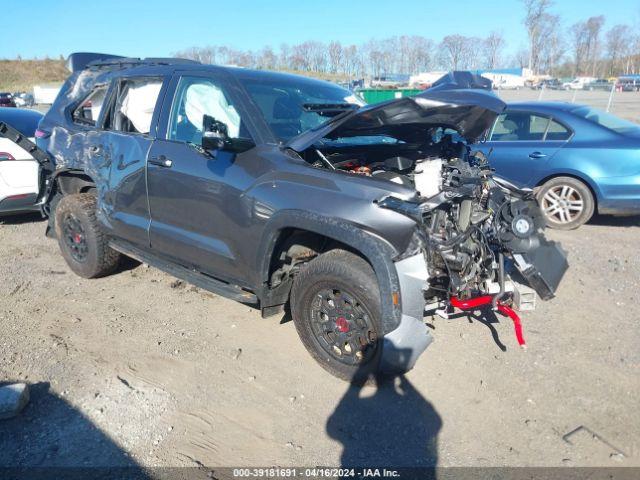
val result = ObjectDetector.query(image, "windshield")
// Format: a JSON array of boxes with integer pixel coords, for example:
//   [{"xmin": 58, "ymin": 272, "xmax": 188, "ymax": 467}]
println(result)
[
  {"xmin": 571, "ymin": 106, "xmax": 640, "ymax": 134},
  {"xmin": 239, "ymin": 77, "xmax": 363, "ymax": 141}
]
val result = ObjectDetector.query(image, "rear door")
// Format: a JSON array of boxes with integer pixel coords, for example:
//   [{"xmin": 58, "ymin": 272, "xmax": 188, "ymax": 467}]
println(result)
[
  {"xmin": 93, "ymin": 76, "xmax": 167, "ymax": 247},
  {"xmin": 481, "ymin": 111, "xmax": 572, "ymax": 187}
]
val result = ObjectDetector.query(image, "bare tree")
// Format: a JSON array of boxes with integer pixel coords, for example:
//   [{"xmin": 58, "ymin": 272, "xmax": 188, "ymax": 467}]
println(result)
[
  {"xmin": 328, "ymin": 41, "xmax": 343, "ymax": 74},
  {"xmin": 585, "ymin": 15, "xmax": 606, "ymax": 76},
  {"xmin": 410, "ymin": 36, "xmax": 434, "ymax": 73},
  {"xmin": 522, "ymin": 0, "xmax": 553, "ymax": 73},
  {"xmin": 606, "ymin": 24, "xmax": 632, "ymax": 75},
  {"xmin": 513, "ymin": 48, "xmax": 530, "ymax": 69},
  {"xmin": 364, "ymin": 39, "xmax": 385, "ymax": 77},
  {"xmin": 342, "ymin": 44, "xmax": 359, "ymax": 77},
  {"xmin": 257, "ymin": 46, "xmax": 277, "ymax": 70},
  {"xmin": 538, "ymin": 14, "xmax": 564, "ymax": 75},
  {"xmin": 570, "ymin": 21, "xmax": 590, "ymax": 75},
  {"xmin": 278, "ymin": 43, "xmax": 290, "ymax": 70},
  {"xmin": 439, "ymin": 35, "xmax": 469, "ymax": 70},
  {"xmin": 175, "ymin": 46, "xmax": 216, "ymax": 64},
  {"xmin": 483, "ymin": 31, "xmax": 506, "ymax": 69}
]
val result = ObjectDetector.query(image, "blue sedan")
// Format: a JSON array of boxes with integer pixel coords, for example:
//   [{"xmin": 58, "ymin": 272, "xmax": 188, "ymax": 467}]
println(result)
[{"xmin": 479, "ymin": 102, "xmax": 640, "ymax": 229}]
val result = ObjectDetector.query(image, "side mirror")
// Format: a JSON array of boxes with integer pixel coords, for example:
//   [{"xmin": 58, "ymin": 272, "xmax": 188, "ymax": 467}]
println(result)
[{"xmin": 202, "ymin": 114, "xmax": 229, "ymax": 151}]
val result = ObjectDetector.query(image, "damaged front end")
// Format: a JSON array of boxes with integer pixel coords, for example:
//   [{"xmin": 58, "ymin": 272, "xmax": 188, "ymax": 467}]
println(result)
[
  {"xmin": 377, "ymin": 150, "xmax": 567, "ymax": 306},
  {"xmin": 289, "ymin": 73, "xmax": 568, "ymax": 353}
]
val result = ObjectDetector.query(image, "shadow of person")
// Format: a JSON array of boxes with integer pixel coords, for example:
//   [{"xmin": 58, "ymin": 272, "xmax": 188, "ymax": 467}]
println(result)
[
  {"xmin": 326, "ymin": 348, "xmax": 442, "ymax": 475},
  {"xmin": 0, "ymin": 381, "xmax": 149, "ymax": 479}
]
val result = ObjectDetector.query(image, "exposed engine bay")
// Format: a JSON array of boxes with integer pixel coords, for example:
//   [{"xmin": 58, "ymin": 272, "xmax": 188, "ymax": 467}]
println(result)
[{"xmin": 305, "ymin": 130, "xmax": 567, "ymax": 307}]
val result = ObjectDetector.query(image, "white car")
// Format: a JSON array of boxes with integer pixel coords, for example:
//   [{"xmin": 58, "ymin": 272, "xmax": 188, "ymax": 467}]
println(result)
[
  {"xmin": 0, "ymin": 108, "xmax": 43, "ymax": 215},
  {"xmin": 562, "ymin": 77, "xmax": 596, "ymax": 90}
]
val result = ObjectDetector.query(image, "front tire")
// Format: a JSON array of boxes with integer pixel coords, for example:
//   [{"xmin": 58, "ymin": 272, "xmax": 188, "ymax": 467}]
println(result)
[
  {"xmin": 54, "ymin": 193, "xmax": 121, "ymax": 278},
  {"xmin": 290, "ymin": 249, "xmax": 384, "ymax": 383},
  {"xmin": 537, "ymin": 177, "xmax": 595, "ymax": 230}
]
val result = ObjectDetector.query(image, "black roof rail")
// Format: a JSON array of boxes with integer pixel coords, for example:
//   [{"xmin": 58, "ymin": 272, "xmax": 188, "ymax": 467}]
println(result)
[
  {"xmin": 66, "ymin": 52, "xmax": 201, "ymax": 73},
  {"xmin": 66, "ymin": 52, "xmax": 127, "ymax": 72}
]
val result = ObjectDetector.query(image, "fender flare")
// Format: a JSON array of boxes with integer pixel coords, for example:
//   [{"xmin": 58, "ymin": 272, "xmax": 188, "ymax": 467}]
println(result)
[{"xmin": 256, "ymin": 209, "xmax": 404, "ymax": 334}]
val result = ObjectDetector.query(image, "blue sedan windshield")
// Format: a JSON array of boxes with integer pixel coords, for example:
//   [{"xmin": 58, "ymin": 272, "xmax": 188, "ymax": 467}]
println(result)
[{"xmin": 571, "ymin": 106, "xmax": 640, "ymax": 134}]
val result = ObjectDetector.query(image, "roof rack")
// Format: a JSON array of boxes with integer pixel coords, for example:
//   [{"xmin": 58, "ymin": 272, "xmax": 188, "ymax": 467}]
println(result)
[{"xmin": 66, "ymin": 52, "xmax": 201, "ymax": 73}]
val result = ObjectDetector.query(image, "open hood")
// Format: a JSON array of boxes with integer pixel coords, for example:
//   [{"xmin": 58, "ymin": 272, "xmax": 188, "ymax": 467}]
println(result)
[{"xmin": 286, "ymin": 74, "xmax": 505, "ymax": 152}]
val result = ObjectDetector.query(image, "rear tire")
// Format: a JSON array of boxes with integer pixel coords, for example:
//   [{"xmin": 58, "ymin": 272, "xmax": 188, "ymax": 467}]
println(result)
[
  {"xmin": 54, "ymin": 193, "xmax": 121, "ymax": 278},
  {"xmin": 290, "ymin": 249, "xmax": 385, "ymax": 383},
  {"xmin": 537, "ymin": 177, "xmax": 595, "ymax": 230}
]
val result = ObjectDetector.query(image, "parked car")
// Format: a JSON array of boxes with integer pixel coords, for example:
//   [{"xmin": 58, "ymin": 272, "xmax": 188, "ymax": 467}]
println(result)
[
  {"xmin": 562, "ymin": 77, "xmax": 596, "ymax": 90},
  {"xmin": 12, "ymin": 92, "xmax": 35, "ymax": 108},
  {"xmin": 0, "ymin": 108, "xmax": 43, "ymax": 214},
  {"xmin": 583, "ymin": 79, "xmax": 614, "ymax": 91},
  {"xmin": 616, "ymin": 76, "xmax": 640, "ymax": 92},
  {"xmin": 480, "ymin": 101, "xmax": 640, "ymax": 229},
  {"xmin": 533, "ymin": 79, "xmax": 563, "ymax": 90},
  {"xmin": 0, "ymin": 93, "xmax": 16, "ymax": 108},
  {"xmin": 1, "ymin": 55, "xmax": 567, "ymax": 382}
]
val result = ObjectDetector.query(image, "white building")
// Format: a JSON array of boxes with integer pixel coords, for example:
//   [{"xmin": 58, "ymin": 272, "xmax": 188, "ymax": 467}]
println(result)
[{"xmin": 33, "ymin": 83, "xmax": 62, "ymax": 105}]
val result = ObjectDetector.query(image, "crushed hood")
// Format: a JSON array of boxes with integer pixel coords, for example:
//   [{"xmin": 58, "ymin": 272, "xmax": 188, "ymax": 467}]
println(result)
[{"xmin": 286, "ymin": 72, "xmax": 505, "ymax": 152}]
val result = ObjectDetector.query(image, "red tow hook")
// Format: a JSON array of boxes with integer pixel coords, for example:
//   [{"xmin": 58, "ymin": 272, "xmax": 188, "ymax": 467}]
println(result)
[{"xmin": 449, "ymin": 295, "xmax": 527, "ymax": 349}]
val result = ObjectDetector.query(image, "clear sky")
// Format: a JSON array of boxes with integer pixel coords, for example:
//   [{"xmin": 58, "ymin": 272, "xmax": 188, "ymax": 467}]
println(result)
[{"xmin": 1, "ymin": 0, "xmax": 638, "ymax": 60}]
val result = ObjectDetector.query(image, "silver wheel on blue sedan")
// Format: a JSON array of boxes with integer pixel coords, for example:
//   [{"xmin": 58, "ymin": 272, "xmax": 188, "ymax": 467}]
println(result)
[{"xmin": 537, "ymin": 177, "xmax": 595, "ymax": 230}]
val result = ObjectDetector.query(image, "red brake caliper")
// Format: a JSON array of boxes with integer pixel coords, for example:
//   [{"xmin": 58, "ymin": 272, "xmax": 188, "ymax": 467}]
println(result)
[
  {"xmin": 449, "ymin": 295, "xmax": 527, "ymax": 348},
  {"xmin": 335, "ymin": 317, "xmax": 349, "ymax": 333}
]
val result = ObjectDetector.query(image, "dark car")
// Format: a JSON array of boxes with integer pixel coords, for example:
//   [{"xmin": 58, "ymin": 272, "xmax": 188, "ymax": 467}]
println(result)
[
  {"xmin": 480, "ymin": 102, "xmax": 640, "ymax": 229},
  {"xmin": 583, "ymin": 79, "xmax": 614, "ymax": 91},
  {"xmin": 533, "ymin": 79, "xmax": 563, "ymax": 90},
  {"xmin": 0, "ymin": 92, "xmax": 16, "ymax": 108},
  {"xmin": 4, "ymin": 55, "xmax": 566, "ymax": 381},
  {"xmin": 12, "ymin": 92, "xmax": 35, "ymax": 108},
  {"xmin": 616, "ymin": 76, "xmax": 640, "ymax": 92}
]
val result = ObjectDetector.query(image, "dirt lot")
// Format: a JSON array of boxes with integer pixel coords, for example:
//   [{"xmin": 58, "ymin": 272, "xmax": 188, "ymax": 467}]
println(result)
[{"xmin": 0, "ymin": 210, "xmax": 639, "ymax": 469}]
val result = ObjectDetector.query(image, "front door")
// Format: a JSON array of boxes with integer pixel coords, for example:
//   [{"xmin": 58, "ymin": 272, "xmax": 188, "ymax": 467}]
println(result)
[
  {"xmin": 481, "ymin": 111, "xmax": 571, "ymax": 188},
  {"xmin": 146, "ymin": 73, "xmax": 258, "ymax": 284}
]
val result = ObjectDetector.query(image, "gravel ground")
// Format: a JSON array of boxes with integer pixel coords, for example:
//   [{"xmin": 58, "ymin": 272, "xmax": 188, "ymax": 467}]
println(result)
[
  {"xmin": 0, "ymin": 212, "xmax": 638, "ymax": 469},
  {"xmin": 496, "ymin": 89, "xmax": 640, "ymax": 123}
]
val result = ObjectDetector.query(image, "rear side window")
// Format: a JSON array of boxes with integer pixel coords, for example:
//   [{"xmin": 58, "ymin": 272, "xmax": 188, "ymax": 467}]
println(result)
[
  {"xmin": 72, "ymin": 85, "xmax": 108, "ymax": 126},
  {"xmin": 491, "ymin": 112, "xmax": 571, "ymax": 141},
  {"xmin": 545, "ymin": 119, "xmax": 571, "ymax": 141},
  {"xmin": 103, "ymin": 77, "xmax": 163, "ymax": 134}
]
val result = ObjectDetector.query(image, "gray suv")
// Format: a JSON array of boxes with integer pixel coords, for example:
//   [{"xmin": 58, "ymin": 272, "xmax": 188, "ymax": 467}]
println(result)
[{"xmin": 7, "ymin": 54, "xmax": 567, "ymax": 382}]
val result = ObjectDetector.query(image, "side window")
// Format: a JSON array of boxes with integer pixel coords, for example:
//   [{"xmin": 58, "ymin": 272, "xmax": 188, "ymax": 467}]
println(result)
[
  {"xmin": 168, "ymin": 76, "xmax": 248, "ymax": 144},
  {"xmin": 72, "ymin": 85, "xmax": 108, "ymax": 126},
  {"xmin": 103, "ymin": 77, "xmax": 163, "ymax": 134},
  {"xmin": 490, "ymin": 112, "xmax": 550, "ymax": 141},
  {"xmin": 545, "ymin": 119, "xmax": 571, "ymax": 141}
]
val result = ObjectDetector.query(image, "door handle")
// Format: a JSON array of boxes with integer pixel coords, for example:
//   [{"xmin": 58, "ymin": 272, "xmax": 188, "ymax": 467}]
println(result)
[
  {"xmin": 148, "ymin": 155, "xmax": 173, "ymax": 168},
  {"xmin": 529, "ymin": 151, "xmax": 547, "ymax": 159}
]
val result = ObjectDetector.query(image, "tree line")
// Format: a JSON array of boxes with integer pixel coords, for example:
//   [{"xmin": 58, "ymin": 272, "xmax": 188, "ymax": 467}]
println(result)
[{"xmin": 175, "ymin": 1, "xmax": 640, "ymax": 79}]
